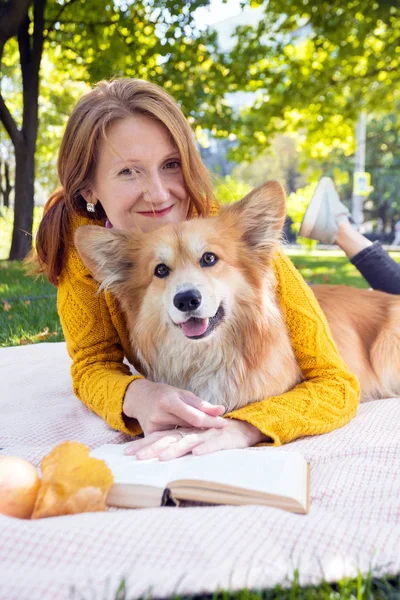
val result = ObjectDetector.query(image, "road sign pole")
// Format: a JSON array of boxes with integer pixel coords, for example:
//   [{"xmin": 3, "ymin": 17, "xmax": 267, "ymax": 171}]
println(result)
[{"xmin": 352, "ymin": 111, "xmax": 367, "ymax": 228}]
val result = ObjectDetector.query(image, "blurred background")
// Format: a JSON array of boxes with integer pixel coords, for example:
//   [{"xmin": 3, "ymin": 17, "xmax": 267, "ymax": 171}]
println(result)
[{"xmin": 1, "ymin": 0, "xmax": 399, "ymax": 260}]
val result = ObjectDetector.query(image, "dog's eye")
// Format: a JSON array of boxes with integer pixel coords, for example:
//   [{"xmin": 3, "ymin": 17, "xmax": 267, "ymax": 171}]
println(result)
[
  {"xmin": 200, "ymin": 252, "xmax": 218, "ymax": 267},
  {"xmin": 154, "ymin": 263, "xmax": 170, "ymax": 278}
]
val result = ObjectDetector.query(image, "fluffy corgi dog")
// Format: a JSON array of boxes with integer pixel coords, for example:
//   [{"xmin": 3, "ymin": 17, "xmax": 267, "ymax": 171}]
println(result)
[{"xmin": 75, "ymin": 181, "xmax": 400, "ymax": 409}]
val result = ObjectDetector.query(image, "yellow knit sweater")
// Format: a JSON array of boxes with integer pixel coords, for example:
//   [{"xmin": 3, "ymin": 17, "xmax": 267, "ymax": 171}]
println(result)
[{"xmin": 57, "ymin": 211, "xmax": 360, "ymax": 445}]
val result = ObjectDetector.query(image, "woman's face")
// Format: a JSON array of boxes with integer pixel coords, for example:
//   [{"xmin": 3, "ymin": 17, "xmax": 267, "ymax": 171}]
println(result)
[{"xmin": 88, "ymin": 114, "xmax": 191, "ymax": 232}]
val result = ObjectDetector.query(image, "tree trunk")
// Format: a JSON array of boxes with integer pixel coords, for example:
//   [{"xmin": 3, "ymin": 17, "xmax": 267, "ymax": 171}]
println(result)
[
  {"xmin": 0, "ymin": 159, "xmax": 13, "ymax": 208},
  {"xmin": 4, "ymin": 160, "xmax": 12, "ymax": 208},
  {"xmin": 9, "ymin": 139, "xmax": 35, "ymax": 258},
  {"xmin": 8, "ymin": 0, "xmax": 45, "ymax": 260}
]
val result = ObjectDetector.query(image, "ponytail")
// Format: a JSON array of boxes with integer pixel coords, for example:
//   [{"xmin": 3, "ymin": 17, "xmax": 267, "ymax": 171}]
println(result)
[
  {"xmin": 27, "ymin": 189, "xmax": 105, "ymax": 286},
  {"xmin": 26, "ymin": 190, "xmax": 69, "ymax": 286}
]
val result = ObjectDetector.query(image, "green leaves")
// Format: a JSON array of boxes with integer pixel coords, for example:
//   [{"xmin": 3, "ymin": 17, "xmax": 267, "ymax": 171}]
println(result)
[
  {"xmin": 2, "ymin": 0, "xmax": 399, "ymax": 224},
  {"xmin": 225, "ymin": 0, "xmax": 400, "ymax": 159}
]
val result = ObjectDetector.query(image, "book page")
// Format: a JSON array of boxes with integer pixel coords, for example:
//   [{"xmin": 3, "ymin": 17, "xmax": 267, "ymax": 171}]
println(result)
[{"xmin": 91, "ymin": 444, "xmax": 308, "ymax": 506}]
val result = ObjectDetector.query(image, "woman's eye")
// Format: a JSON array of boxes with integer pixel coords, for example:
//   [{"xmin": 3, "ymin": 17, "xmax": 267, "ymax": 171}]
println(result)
[
  {"xmin": 154, "ymin": 263, "xmax": 170, "ymax": 278},
  {"xmin": 118, "ymin": 167, "xmax": 137, "ymax": 176},
  {"xmin": 164, "ymin": 160, "xmax": 181, "ymax": 169},
  {"xmin": 200, "ymin": 252, "xmax": 218, "ymax": 267}
]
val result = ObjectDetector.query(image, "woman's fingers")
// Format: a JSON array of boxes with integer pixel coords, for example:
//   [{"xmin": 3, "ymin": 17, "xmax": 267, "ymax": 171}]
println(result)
[
  {"xmin": 158, "ymin": 432, "xmax": 206, "ymax": 461},
  {"xmin": 124, "ymin": 428, "xmax": 209, "ymax": 460},
  {"xmin": 124, "ymin": 430, "xmax": 172, "ymax": 454},
  {"xmin": 136, "ymin": 434, "xmax": 185, "ymax": 460},
  {"xmin": 125, "ymin": 420, "xmax": 258, "ymax": 461},
  {"xmin": 168, "ymin": 395, "xmax": 225, "ymax": 429},
  {"xmin": 182, "ymin": 395, "xmax": 226, "ymax": 417}
]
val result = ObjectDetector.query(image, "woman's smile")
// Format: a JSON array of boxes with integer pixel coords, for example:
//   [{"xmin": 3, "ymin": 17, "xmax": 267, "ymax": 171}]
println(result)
[{"xmin": 137, "ymin": 204, "xmax": 174, "ymax": 218}]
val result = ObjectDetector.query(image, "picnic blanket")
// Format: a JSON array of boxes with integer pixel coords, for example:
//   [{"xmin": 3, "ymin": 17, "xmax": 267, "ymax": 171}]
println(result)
[{"xmin": 1, "ymin": 341, "xmax": 400, "ymax": 600}]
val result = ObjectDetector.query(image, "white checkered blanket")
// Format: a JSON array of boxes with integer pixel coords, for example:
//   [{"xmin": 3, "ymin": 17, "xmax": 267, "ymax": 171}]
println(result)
[{"xmin": 1, "ymin": 341, "xmax": 399, "ymax": 599}]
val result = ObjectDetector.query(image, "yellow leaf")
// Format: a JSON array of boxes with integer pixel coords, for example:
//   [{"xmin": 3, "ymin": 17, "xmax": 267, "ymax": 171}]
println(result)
[
  {"xmin": 3, "ymin": 302, "xmax": 12, "ymax": 312},
  {"xmin": 31, "ymin": 442, "xmax": 113, "ymax": 519}
]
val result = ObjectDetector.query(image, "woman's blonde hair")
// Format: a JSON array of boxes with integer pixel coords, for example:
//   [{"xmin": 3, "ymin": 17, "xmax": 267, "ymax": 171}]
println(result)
[{"xmin": 33, "ymin": 78, "xmax": 215, "ymax": 286}]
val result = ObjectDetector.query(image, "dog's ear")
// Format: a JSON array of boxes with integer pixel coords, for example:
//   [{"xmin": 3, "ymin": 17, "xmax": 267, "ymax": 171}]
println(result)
[
  {"xmin": 222, "ymin": 180, "xmax": 286, "ymax": 253},
  {"xmin": 74, "ymin": 226, "xmax": 135, "ymax": 291}
]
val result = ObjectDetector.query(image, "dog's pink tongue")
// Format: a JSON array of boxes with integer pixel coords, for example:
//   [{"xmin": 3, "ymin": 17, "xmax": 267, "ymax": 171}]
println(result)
[{"xmin": 182, "ymin": 318, "xmax": 209, "ymax": 337}]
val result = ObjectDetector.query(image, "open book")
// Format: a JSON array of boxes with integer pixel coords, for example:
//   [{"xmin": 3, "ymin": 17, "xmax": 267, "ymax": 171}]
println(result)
[{"xmin": 91, "ymin": 444, "xmax": 310, "ymax": 514}]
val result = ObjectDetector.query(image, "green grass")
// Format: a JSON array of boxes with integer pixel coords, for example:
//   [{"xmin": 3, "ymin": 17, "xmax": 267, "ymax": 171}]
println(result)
[
  {"xmin": 72, "ymin": 571, "xmax": 400, "ymax": 599},
  {"xmin": 0, "ymin": 261, "xmax": 63, "ymax": 346},
  {"xmin": 0, "ymin": 206, "xmax": 65, "ymax": 345},
  {"xmin": 287, "ymin": 247, "xmax": 400, "ymax": 287}
]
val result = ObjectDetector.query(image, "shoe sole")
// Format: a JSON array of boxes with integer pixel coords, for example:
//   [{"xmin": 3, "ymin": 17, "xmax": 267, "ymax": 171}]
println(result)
[{"xmin": 298, "ymin": 179, "xmax": 329, "ymax": 238}]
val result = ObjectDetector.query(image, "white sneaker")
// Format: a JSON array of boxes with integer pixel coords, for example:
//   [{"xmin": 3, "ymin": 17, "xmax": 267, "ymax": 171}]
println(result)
[{"xmin": 299, "ymin": 177, "xmax": 350, "ymax": 244}]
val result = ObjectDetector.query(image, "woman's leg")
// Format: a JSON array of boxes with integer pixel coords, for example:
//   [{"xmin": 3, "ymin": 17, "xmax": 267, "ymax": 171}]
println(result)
[
  {"xmin": 347, "ymin": 237, "xmax": 400, "ymax": 294},
  {"xmin": 299, "ymin": 178, "xmax": 400, "ymax": 294},
  {"xmin": 334, "ymin": 220, "xmax": 373, "ymax": 258}
]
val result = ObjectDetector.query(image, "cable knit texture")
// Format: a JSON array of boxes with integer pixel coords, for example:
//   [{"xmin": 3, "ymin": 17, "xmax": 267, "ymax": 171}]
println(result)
[
  {"xmin": 225, "ymin": 250, "xmax": 360, "ymax": 444},
  {"xmin": 58, "ymin": 208, "xmax": 360, "ymax": 442}
]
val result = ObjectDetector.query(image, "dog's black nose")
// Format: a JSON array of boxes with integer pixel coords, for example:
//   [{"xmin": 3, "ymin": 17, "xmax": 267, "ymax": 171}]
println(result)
[{"xmin": 173, "ymin": 289, "xmax": 202, "ymax": 312}]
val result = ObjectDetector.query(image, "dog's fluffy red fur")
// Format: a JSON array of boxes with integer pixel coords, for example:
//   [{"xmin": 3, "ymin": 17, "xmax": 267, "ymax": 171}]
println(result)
[
  {"xmin": 75, "ymin": 181, "xmax": 400, "ymax": 409},
  {"xmin": 313, "ymin": 285, "xmax": 400, "ymax": 399}
]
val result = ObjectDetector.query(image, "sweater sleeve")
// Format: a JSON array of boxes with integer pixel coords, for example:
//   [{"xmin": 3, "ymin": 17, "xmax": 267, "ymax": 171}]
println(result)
[
  {"xmin": 225, "ymin": 249, "xmax": 361, "ymax": 445},
  {"xmin": 57, "ymin": 243, "xmax": 143, "ymax": 436}
]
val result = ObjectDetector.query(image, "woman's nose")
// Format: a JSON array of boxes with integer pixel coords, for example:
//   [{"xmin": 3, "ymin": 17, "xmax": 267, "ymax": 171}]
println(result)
[{"xmin": 143, "ymin": 173, "xmax": 170, "ymax": 205}]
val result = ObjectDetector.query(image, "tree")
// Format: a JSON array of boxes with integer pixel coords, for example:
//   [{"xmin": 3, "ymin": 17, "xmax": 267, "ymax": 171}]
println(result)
[
  {"xmin": 0, "ymin": 0, "xmax": 234, "ymax": 260},
  {"xmin": 0, "ymin": 0, "xmax": 45, "ymax": 259},
  {"xmin": 232, "ymin": 133, "xmax": 306, "ymax": 193},
  {"xmin": 2, "ymin": 0, "xmax": 399, "ymax": 261},
  {"xmin": 225, "ymin": 0, "xmax": 399, "ymax": 159},
  {"xmin": 296, "ymin": 107, "xmax": 400, "ymax": 235}
]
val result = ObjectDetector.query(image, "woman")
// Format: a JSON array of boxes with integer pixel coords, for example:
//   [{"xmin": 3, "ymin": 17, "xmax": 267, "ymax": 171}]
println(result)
[
  {"xmin": 300, "ymin": 177, "xmax": 400, "ymax": 295},
  {"xmin": 33, "ymin": 78, "xmax": 360, "ymax": 461}
]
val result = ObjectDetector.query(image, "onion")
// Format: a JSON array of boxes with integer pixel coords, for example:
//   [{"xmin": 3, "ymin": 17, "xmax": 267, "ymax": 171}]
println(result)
[{"xmin": 0, "ymin": 456, "xmax": 40, "ymax": 519}]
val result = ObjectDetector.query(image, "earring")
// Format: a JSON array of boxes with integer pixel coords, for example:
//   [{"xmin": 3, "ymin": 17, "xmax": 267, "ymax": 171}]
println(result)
[{"xmin": 86, "ymin": 202, "xmax": 96, "ymax": 213}]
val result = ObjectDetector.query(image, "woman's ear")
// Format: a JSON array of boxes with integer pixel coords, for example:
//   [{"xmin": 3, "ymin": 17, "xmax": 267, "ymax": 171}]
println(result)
[{"xmin": 80, "ymin": 189, "xmax": 97, "ymax": 204}]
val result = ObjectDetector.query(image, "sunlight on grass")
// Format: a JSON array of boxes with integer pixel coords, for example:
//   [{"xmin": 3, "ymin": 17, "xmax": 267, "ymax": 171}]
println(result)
[{"xmin": 0, "ymin": 260, "xmax": 60, "ymax": 347}]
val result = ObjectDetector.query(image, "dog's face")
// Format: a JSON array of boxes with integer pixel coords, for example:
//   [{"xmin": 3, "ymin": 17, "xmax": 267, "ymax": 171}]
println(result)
[
  {"xmin": 142, "ymin": 219, "xmax": 237, "ymax": 342},
  {"xmin": 75, "ymin": 180, "xmax": 286, "ymax": 361}
]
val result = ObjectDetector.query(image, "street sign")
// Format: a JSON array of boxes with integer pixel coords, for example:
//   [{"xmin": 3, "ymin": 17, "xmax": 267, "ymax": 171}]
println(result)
[{"xmin": 353, "ymin": 171, "xmax": 371, "ymax": 196}]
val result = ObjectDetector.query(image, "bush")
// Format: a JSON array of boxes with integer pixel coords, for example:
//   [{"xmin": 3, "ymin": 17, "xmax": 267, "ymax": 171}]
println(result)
[{"xmin": 213, "ymin": 175, "xmax": 252, "ymax": 205}]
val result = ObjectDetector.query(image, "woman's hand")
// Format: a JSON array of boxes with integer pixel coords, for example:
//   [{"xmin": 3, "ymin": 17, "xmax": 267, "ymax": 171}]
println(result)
[
  {"xmin": 123, "ymin": 378, "xmax": 226, "ymax": 436},
  {"xmin": 123, "ymin": 419, "xmax": 268, "ymax": 460}
]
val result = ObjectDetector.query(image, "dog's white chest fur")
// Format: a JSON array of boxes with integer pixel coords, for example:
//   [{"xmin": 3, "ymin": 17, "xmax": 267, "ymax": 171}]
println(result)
[{"xmin": 134, "ymin": 307, "xmax": 302, "ymax": 413}]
